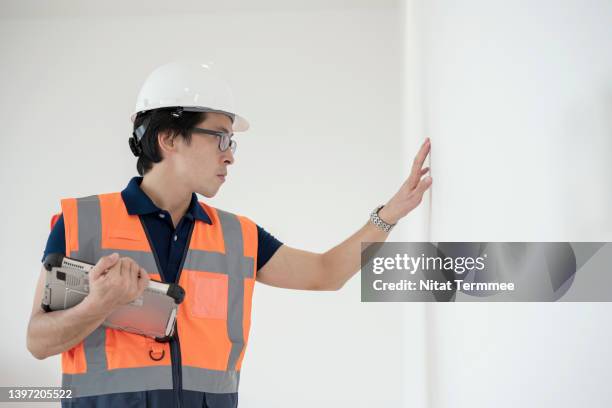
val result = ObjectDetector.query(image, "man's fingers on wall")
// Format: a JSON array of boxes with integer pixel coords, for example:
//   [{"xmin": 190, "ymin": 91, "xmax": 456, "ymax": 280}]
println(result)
[
  {"xmin": 405, "ymin": 174, "xmax": 418, "ymax": 191},
  {"xmin": 411, "ymin": 156, "xmax": 423, "ymax": 176},
  {"xmin": 406, "ymin": 162, "xmax": 426, "ymax": 190},
  {"xmin": 411, "ymin": 140, "xmax": 431, "ymax": 176},
  {"xmin": 415, "ymin": 139, "xmax": 430, "ymax": 162},
  {"xmin": 414, "ymin": 176, "xmax": 433, "ymax": 195}
]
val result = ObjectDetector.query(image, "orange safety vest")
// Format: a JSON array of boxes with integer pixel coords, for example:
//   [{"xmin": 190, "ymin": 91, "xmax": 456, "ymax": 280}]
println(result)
[{"xmin": 58, "ymin": 192, "xmax": 258, "ymax": 398}]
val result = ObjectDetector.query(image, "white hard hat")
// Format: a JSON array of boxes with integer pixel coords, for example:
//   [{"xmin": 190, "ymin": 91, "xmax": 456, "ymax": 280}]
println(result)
[{"xmin": 130, "ymin": 61, "xmax": 249, "ymax": 132}]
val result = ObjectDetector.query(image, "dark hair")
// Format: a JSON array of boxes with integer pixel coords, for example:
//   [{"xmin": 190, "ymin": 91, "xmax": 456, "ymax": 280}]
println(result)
[{"xmin": 132, "ymin": 108, "xmax": 207, "ymax": 176}]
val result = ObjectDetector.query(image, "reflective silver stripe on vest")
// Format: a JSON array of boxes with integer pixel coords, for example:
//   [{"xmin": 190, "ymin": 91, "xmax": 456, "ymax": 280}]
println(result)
[
  {"xmin": 181, "ymin": 366, "xmax": 240, "ymax": 394},
  {"xmin": 71, "ymin": 196, "xmax": 108, "ymax": 377},
  {"xmin": 63, "ymin": 366, "xmax": 173, "ymax": 398},
  {"xmin": 182, "ymin": 209, "xmax": 255, "ymax": 374},
  {"xmin": 71, "ymin": 195, "xmax": 102, "ymax": 264},
  {"xmin": 218, "ymin": 209, "xmax": 251, "ymax": 372},
  {"xmin": 97, "ymin": 248, "xmax": 159, "ymax": 276}
]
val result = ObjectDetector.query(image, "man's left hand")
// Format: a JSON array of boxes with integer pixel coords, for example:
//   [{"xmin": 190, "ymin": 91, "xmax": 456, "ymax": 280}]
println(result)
[{"xmin": 378, "ymin": 137, "xmax": 432, "ymax": 225}]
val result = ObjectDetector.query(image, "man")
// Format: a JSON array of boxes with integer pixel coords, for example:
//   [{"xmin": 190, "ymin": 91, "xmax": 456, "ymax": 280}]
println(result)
[{"xmin": 26, "ymin": 61, "xmax": 432, "ymax": 407}]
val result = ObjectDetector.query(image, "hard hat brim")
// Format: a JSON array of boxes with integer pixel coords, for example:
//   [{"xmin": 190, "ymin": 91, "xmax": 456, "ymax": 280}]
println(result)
[
  {"xmin": 232, "ymin": 114, "xmax": 249, "ymax": 132},
  {"xmin": 130, "ymin": 106, "xmax": 250, "ymax": 132}
]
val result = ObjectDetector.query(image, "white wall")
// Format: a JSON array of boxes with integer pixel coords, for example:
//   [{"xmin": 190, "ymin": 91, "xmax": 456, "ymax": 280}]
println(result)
[
  {"xmin": 0, "ymin": 2, "xmax": 410, "ymax": 407},
  {"xmin": 419, "ymin": 0, "xmax": 612, "ymax": 407},
  {"xmin": 4, "ymin": 1, "xmax": 606, "ymax": 407}
]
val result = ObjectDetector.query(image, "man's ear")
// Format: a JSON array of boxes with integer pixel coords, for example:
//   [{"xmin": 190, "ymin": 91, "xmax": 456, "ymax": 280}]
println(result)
[{"xmin": 157, "ymin": 131, "xmax": 177, "ymax": 156}]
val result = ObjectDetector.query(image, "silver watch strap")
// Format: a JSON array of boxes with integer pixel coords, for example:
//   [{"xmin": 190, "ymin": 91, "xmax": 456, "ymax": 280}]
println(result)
[{"xmin": 369, "ymin": 205, "xmax": 395, "ymax": 232}]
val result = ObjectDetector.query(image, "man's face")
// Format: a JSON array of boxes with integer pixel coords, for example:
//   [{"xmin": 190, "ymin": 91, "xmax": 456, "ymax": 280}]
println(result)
[{"xmin": 173, "ymin": 112, "xmax": 235, "ymax": 198}]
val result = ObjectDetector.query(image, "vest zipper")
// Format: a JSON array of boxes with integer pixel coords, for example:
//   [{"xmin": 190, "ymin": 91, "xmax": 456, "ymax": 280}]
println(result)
[
  {"xmin": 170, "ymin": 336, "xmax": 183, "ymax": 408},
  {"xmin": 173, "ymin": 221, "xmax": 195, "ymax": 408},
  {"xmin": 139, "ymin": 218, "xmax": 195, "ymax": 408}
]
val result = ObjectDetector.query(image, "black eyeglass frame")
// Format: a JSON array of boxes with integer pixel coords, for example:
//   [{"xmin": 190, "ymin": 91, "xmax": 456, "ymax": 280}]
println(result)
[{"xmin": 191, "ymin": 127, "xmax": 236, "ymax": 154}]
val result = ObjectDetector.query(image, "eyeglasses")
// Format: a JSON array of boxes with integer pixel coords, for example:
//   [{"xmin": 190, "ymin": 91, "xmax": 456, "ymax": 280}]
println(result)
[{"xmin": 191, "ymin": 128, "xmax": 237, "ymax": 154}]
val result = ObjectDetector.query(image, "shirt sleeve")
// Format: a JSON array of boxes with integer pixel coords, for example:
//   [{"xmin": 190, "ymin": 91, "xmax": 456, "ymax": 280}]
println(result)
[
  {"xmin": 42, "ymin": 213, "xmax": 66, "ymax": 262},
  {"xmin": 256, "ymin": 224, "xmax": 283, "ymax": 271}
]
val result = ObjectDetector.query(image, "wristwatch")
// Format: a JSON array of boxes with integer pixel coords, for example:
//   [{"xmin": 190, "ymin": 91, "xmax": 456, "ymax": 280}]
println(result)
[{"xmin": 369, "ymin": 205, "xmax": 396, "ymax": 232}]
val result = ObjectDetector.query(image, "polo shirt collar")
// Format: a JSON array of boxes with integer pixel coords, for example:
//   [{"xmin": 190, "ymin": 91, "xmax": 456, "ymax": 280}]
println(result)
[{"xmin": 121, "ymin": 177, "xmax": 212, "ymax": 224}]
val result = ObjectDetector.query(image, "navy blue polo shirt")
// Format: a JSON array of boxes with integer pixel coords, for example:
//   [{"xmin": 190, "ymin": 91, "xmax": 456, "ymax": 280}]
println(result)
[{"xmin": 43, "ymin": 177, "xmax": 283, "ymax": 283}]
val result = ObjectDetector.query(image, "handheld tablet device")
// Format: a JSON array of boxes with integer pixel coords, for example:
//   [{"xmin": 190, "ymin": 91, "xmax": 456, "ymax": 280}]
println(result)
[{"xmin": 42, "ymin": 253, "xmax": 185, "ymax": 342}]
